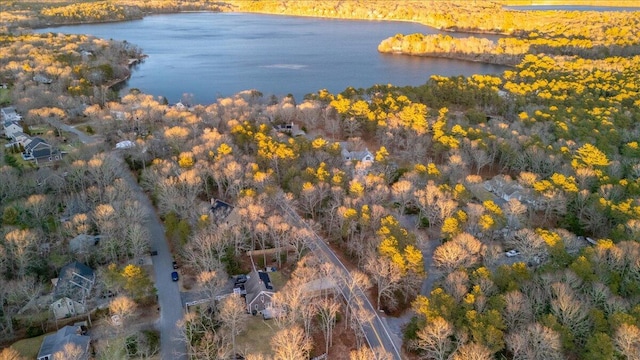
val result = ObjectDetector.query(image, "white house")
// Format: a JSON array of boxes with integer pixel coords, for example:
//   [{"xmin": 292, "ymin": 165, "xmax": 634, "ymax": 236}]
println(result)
[
  {"xmin": 340, "ymin": 142, "xmax": 374, "ymax": 163},
  {"xmin": 11, "ymin": 131, "xmax": 29, "ymax": 145},
  {"xmin": 1, "ymin": 106, "xmax": 21, "ymax": 122},
  {"xmin": 50, "ymin": 296, "xmax": 86, "ymax": 319},
  {"xmin": 3, "ymin": 120, "xmax": 23, "ymax": 139}
]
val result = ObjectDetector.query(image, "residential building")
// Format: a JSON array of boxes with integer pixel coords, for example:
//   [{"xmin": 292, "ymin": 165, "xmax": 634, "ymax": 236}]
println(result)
[
  {"xmin": 51, "ymin": 261, "xmax": 95, "ymax": 320},
  {"xmin": 210, "ymin": 198, "xmax": 239, "ymax": 225},
  {"xmin": 37, "ymin": 325, "xmax": 90, "ymax": 360},
  {"xmin": 340, "ymin": 142, "xmax": 374, "ymax": 163},
  {"xmin": 1, "ymin": 106, "xmax": 21, "ymax": 122},
  {"xmin": 244, "ymin": 270, "xmax": 275, "ymax": 315},
  {"xmin": 3, "ymin": 120, "xmax": 23, "ymax": 139},
  {"xmin": 51, "ymin": 297, "xmax": 86, "ymax": 320}
]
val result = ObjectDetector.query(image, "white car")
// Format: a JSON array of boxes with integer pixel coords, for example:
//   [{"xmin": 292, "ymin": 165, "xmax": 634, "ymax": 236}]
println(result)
[{"xmin": 505, "ymin": 250, "xmax": 521, "ymax": 257}]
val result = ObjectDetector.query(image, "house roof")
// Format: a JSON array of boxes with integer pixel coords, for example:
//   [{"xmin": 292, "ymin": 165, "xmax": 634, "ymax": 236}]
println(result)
[
  {"xmin": 54, "ymin": 261, "xmax": 95, "ymax": 300},
  {"xmin": 3, "ymin": 120, "xmax": 22, "ymax": 128},
  {"xmin": 37, "ymin": 325, "xmax": 90, "ymax": 360},
  {"xmin": 340, "ymin": 142, "xmax": 374, "ymax": 162},
  {"xmin": 245, "ymin": 270, "xmax": 274, "ymax": 307},
  {"xmin": 210, "ymin": 199, "xmax": 234, "ymax": 220},
  {"xmin": 24, "ymin": 137, "xmax": 50, "ymax": 152},
  {"xmin": 69, "ymin": 234, "xmax": 101, "ymax": 254}
]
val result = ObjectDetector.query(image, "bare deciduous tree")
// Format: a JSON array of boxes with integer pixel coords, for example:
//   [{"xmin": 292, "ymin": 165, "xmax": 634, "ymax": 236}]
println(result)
[
  {"xmin": 502, "ymin": 290, "xmax": 533, "ymax": 330},
  {"xmin": 109, "ymin": 295, "xmax": 137, "ymax": 328},
  {"xmin": 53, "ymin": 342, "xmax": 86, "ymax": 360},
  {"xmin": 349, "ymin": 346, "xmax": 393, "ymax": 360},
  {"xmin": 0, "ymin": 346, "xmax": 25, "ymax": 360},
  {"xmin": 549, "ymin": 282, "xmax": 589, "ymax": 338},
  {"xmin": 271, "ymin": 325, "xmax": 312, "ymax": 360},
  {"xmin": 449, "ymin": 342, "xmax": 493, "ymax": 360},
  {"xmin": 219, "ymin": 294, "xmax": 247, "ymax": 357},
  {"xmin": 433, "ymin": 233, "xmax": 483, "ymax": 274},
  {"xmin": 316, "ymin": 297, "xmax": 340, "ymax": 354},
  {"xmin": 177, "ymin": 312, "xmax": 230, "ymax": 360},
  {"xmin": 443, "ymin": 270, "xmax": 469, "ymax": 303},
  {"xmin": 505, "ymin": 322, "xmax": 563, "ymax": 360},
  {"xmin": 343, "ymin": 270, "xmax": 371, "ymax": 327},
  {"xmin": 412, "ymin": 316, "xmax": 454, "ymax": 360},
  {"xmin": 614, "ymin": 323, "xmax": 640, "ymax": 360},
  {"xmin": 365, "ymin": 256, "xmax": 403, "ymax": 311}
]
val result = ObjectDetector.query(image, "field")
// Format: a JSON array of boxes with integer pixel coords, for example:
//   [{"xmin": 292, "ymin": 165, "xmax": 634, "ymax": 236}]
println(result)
[
  {"xmin": 11, "ymin": 333, "xmax": 47, "ymax": 359},
  {"xmin": 235, "ymin": 316, "xmax": 277, "ymax": 357},
  {"xmin": 0, "ymin": 88, "xmax": 10, "ymax": 105}
]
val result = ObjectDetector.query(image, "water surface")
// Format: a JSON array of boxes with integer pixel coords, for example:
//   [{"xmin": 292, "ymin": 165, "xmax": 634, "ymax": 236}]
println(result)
[{"xmin": 37, "ymin": 13, "xmax": 507, "ymax": 104}]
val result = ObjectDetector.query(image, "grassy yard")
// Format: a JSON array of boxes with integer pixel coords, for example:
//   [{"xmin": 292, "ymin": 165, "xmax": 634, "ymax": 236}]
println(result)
[
  {"xmin": 235, "ymin": 315, "xmax": 277, "ymax": 357},
  {"xmin": 0, "ymin": 88, "xmax": 10, "ymax": 106},
  {"xmin": 11, "ymin": 333, "xmax": 47, "ymax": 359},
  {"xmin": 268, "ymin": 271, "xmax": 287, "ymax": 289}
]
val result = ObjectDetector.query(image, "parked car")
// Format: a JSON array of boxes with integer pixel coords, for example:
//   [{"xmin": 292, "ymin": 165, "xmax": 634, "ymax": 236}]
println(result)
[
  {"xmin": 172, "ymin": 261, "xmax": 179, "ymax": 269},
  {"xmin": 234, "ymin": 274, "xmax": 248, "ymax": 285},
  {"xmin": 171, "ymin": 271, "xmax": 179, "ymax": 281},
  {"xmin": 505, "ymin": 249, "xmax": 521, "ymax": 257}
]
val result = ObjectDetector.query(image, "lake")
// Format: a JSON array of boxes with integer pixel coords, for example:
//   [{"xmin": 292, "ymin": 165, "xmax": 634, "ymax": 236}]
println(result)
[{"xmin": 36, "ymin": 12, "xmax": 507, "ymax": 104}]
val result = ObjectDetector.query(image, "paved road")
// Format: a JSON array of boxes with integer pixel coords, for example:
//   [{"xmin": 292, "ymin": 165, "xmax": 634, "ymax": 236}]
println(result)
[
  {"xmin": 279, "ymin": 202, "xmax": 404, "ymax": 360},
  {"xmin": 115, "ymin": 154, "xmax": 186, "ymax": 360},
  {"xmin": 44, "ymin": 117, "xmax": 101, "ymax": 145}
]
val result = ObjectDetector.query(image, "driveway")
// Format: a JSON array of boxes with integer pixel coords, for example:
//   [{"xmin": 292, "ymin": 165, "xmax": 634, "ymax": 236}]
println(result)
[
  {"xmin": 44, "ymin": 117, "xmax": 100, "ymax": 145},
  {"xmin": 115, "ymin": 154, "xmax": 186, "ymax": 360}
]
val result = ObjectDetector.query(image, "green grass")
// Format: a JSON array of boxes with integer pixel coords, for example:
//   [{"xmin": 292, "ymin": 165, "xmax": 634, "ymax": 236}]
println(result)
[
  {"xmin": 268, "ymin": 271, "xmax": 287, "ymax": 289},
  {"xmin": 11, "ymin": 333, "xmax": 47, "ymax": 359},
  {"xmin": 235, "ymin": 315, "xmax": 277, "ymax": 357},
  {"xmin": 0, "ymin": 88, "xmax": 10, "ymax": 106}
]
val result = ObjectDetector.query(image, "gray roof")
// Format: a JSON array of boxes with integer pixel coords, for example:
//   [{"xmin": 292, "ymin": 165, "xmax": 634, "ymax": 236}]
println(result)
[
  {"xmin": 210, "ymin": 199, "xmax": 234, "ymax": 220},
  {"xmin": 24, "ymin": 137, "xmax": 50, "ymax": 152},
  {"xmin": 54, "ymin": 261, "xmax": 95, "ymax": 300},
  {"xmin": 245, "ymin": 270, "xmax": 274, "ymax": 306},
  {"xmin": 37, "ymin": 325, "xmax": 89, "ymax": 360}
]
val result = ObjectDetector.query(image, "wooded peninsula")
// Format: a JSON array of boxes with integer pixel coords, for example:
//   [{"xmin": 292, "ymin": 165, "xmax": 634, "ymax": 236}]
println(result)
[{"xmin": 1, "ymin": 1, "xmax": 640, "ymax": 360}]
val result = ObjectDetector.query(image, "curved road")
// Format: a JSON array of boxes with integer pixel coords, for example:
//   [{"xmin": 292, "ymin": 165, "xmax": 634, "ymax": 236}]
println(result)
[{"xmin": 115, "ymin": 154, "xmax": 186, "ymax": 360}]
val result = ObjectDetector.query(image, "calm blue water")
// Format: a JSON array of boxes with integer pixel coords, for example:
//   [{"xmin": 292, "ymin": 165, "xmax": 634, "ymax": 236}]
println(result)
[{"xmin": 36, "ymin": 13, "xmax": 507, "ymax": 104}]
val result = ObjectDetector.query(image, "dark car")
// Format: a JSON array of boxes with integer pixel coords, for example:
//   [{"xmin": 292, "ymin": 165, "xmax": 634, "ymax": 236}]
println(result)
[
  {"xmin": 234, "ymin": 274, "xmax": 247, "ymax": 285},
  {"xmin": 172, "ymin": 261, "xmax": 179, "ymax": 269},
  {"xmin": 171, "ymin": 271, "xmax": 179, "ymax": 282}
]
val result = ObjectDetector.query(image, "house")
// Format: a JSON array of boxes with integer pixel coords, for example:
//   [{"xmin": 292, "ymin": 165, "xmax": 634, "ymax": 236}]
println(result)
[
  {"xmin": 210, "ymin": 198, "xmax": 239, "ymax": 225},
  {"xmin": 110, "ymin": 110, "xmax": 127, "ymax": 121},
  {"xmin": 115, "ymin": 140, "xmax": 135, "ymax": 149},
  {"xmin": 3, "ymin": 120, "xmax": 23, "ymax": 139},
  {"xmin": 1, "ymin": 106, "xmax": 22, "ymax": 122},
  {"xmin": 11, "ymin": 131, "xmax": 29, "ymax": 145},
  {"xmin": 22, "ymin": 137, "xmax": 55, "ymax": 161},
  {"xmin": 301, "ymin": 276, "xmax": 338, "ymax": 298},
  {"xmin": 501, "ymin": 183, "xmax": 523, "ymax": 202},
  {"xmin": 174, "ymin": 101, "xmax": 187, "ymax": 111},
  {"xmin": 51, "ymin": 261, "xmax": 95, "ymax": 320},
  {"xmin": 245, "ymin": 270, "xmax": 275, "ymax": 315},
  {"xmin": 33, "ymin": 74, "xmax": 53, "ymax": 84},
  {"xmin": 340, "ymin": 143, "xmax": 374, "ymax": 163},
  {"xmin": 37, "ymin": 325, "xmax": 90, "ymax": 360},
  {"xmin": 51, "ymin": 297, "xmax": 86, "ymax": 320},
  {"xmin": 273, "ymin": 122, "xmax": 293, "ymax": 133},
  {"xmin": 69, "ymin": 234, "xmax": 102, "ymax": 256}
]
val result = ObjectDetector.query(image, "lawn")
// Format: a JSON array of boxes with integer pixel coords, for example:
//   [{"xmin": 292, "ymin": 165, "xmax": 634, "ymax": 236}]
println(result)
[
  {"xmin": 268, "ymin": 271, "xmax": 287, "ymax": 289},
  {"xmin": 235, "ymin": 315, "xmax": 277, "ymax": 357},
  {"xmin": 11, "ymin": 333, "xmax": 47, "ymax": 359},
  {"xmin": 0, "ymin": 88, "xmax": 10, "ymax": 106}
]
